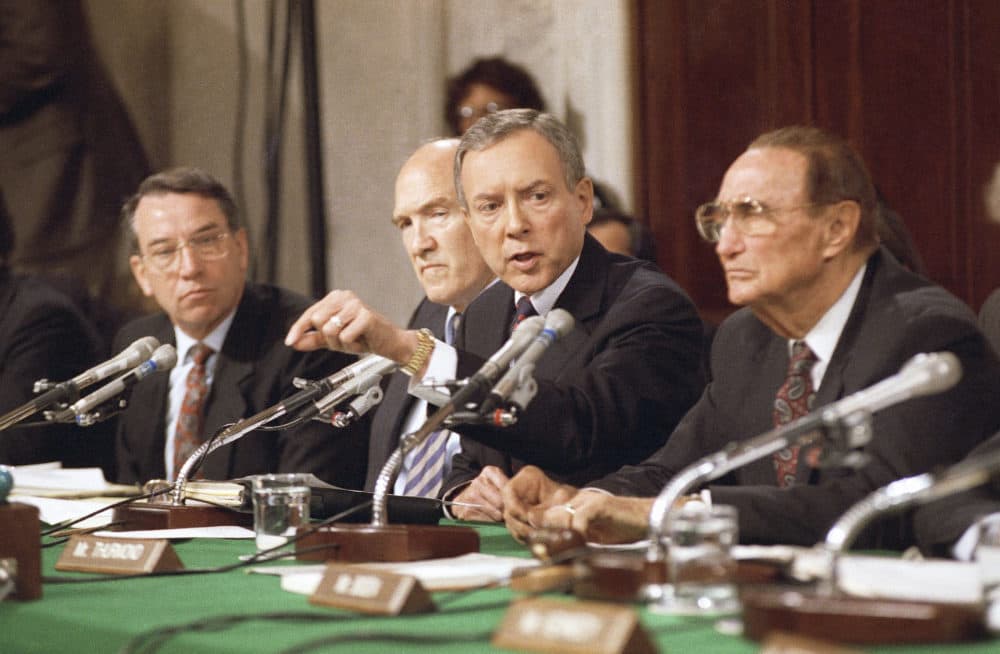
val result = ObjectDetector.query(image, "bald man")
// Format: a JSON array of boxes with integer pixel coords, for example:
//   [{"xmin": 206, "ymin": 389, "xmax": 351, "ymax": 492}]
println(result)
[{"xmin": 354, "ymin": 140, "xmax": 496, "ymax": 494}]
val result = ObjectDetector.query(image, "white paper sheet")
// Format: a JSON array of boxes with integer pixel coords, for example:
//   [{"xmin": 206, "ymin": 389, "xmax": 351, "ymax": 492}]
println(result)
[
  {"xmin": 9, "ymin": 462, "xmax": 138, "ymax": 497},
  {"xmin": 91, "ymin": 526, "xmax": 255, "ymax": 539},
  {"xmin": 14, "ymin": 495, "xmax": 118, "ymax": 529},
  {"xmin": 251, "ymin": 552, "xmax": 539, "ymax": 593}
]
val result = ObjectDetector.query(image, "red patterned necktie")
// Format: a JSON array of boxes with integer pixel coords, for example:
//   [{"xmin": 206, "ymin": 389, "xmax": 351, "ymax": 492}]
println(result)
[
  {"xmin": 772, "ymin": 341, "xmax": 818, "ymax": 487},
  {"xmin": 402, "ymin": 312, "xmax": 461, "ymax": 498},
  {"xmin": 510, "ymin": 296, "xmax": 537, "ymax": 333},
  {"xmin": 173, "ymin": 343, "xmax": 213, "ymax": 479}
]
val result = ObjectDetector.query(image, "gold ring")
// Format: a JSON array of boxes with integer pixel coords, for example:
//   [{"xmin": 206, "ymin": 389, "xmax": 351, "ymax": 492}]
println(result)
[{"xmin": 561, "ymin": 504, "xmax": 576, "ymax": 528}]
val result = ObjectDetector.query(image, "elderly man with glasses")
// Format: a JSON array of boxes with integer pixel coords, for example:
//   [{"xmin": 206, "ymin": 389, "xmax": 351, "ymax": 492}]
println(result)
[
  {"xmin": 112, "ymin": 167, "xmax": 367, "ymax": 488},
  {"xmin": 502, "ymin": 126, "xmax": 1000, "ymax": 549}
]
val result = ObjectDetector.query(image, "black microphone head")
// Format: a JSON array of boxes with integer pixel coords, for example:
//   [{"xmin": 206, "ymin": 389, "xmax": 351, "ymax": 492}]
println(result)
[{"xmin": 900, "ymin": 351, "xmax": 962, "ymax": 397}]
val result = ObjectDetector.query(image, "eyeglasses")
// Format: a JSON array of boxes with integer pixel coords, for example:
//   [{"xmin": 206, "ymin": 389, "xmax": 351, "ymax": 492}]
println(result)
[
  {"xmin": 458, "ymin": 101, "xmax": 507, "ymax": 121},
  {"xmin": 695, "ymin": 197, "xmax": 824, "ymax": 243},
  {"xmin": 141, "ymin": 230, "xmax": 232, "ymax": 272}
]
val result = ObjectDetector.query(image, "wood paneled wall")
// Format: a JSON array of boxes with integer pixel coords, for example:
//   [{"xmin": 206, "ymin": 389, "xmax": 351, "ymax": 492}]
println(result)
[{"xmin": 635, "ymin": 0, "xmax": 1000, "ymax": 322}]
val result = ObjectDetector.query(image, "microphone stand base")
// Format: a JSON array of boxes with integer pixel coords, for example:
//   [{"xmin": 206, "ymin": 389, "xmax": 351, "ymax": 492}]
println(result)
[
  {"xmin": 112, "ymin": 502, "xmax": 252, "ymax": 531},
  {"xmin": 294, "ymin": 523, "xmax": 479, "ymax": 562},
  {"xmin": 741, "ymin": 585, "xmax": 987, "ymax": 644}
]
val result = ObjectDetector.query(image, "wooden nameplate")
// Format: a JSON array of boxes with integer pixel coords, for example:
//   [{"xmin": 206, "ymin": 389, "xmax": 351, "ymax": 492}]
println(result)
[
  {"xmin": 741, "ymin": 586, "xmax": 987, "ymax": 644},
  {"xmin": 294, "ymin": 523, "xmax": 479, "ymax": 562},
  {"xmin": 309, "ymin": 563, "xmax": 435, "ymax": 615},
  {"xmin": 112, "ymin": 501, "xmax": 253, "ymax": 531},
  {"xmin": 572, "ymin": 550, "xmax": 779, "ymax": 602},
  {"xmin": 492, "ymin": 597, "xmax": 656, "ymax": 654},
  {"xmin": 0, "ymin": 502, "xmax": 42, "ymax": 600},
  {"xmin": 55, "ymin": 535, "xmax": 183, "ymax": 574}
]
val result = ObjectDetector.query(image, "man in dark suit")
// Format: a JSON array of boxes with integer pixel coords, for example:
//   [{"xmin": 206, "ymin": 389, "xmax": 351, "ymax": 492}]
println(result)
[
  {"xmin": 503, "ymin": 126, "xmax": 1000, "ymax": 549},
  {"xmin": 912, "ymin": 431, "xmax": 1000, "ymax": 558},
  {"xmin": 287, "ymin": 110, "xmax": 705, "ymax": 521},
  {"xmin": 363, "ymin": 139, "xmax": 495, "ymax": 493},
  {"xmin": 114, "ymin": 168, "xmax": 366, "ymax": 487},
  {"xmin": 0, "ymin": 193, "xmax": 108, "ymax": 473}
]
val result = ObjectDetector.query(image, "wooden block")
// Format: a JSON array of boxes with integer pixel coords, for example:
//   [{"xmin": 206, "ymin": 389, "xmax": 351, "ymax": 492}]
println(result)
[
  {"xmin": 294, "ymin": 523, "xmax": 479, "ymax": 562},
  {"xmin": 492, "ymin": 597, "xmax": 656, "ymax": 654},
  {"xmin": 112, "ymin": 502, "xmax": 252, "ymax": 531},
  {"xmin": 309, "ymin": 562, "xmax": 435, "ymax": 615},
  {"xmin": 761, "ymin": 631, "xmax": 866, "ymax": 654},
  {"xmin": 0, "ymin": 502, "xmax": 41, "ymax": 600},
  {"xmin": 742, "ymin": 586, "xmax": 987, "ymax": 644},
  {"xmin": 55, "ymin": 535, "xmax": 184, "ymax": 574}
]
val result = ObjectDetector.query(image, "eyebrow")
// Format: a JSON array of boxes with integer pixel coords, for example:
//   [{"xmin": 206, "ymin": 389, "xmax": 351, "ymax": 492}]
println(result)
[
  {"xmin": 518, "ymin": 180, "xmax": 551, "ymax": 194},
  {"xmin": 392, "ymin": 196, "xmax": 454, "ymax": 225},
  {"xmin": 145, "ymin": 223, "xmax": 224, "ymax": 248}
]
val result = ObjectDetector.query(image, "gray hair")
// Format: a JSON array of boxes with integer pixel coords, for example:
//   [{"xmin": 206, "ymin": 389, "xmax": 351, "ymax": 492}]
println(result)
[
  {"xmin": 121, "ymin": 167, "xmax": 240, "ymax": 253},
  {"xmin": 454, "ymin": 109, "xmax": 585, "ymax": 208}
]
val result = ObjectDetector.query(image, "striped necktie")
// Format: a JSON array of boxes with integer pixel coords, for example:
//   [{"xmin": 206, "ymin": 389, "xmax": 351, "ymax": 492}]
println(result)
[
  {"xmin": 402, "ymin": 312, "xmax": 461, "ymax": 498},
  {"xmin": 510, "ymin": 296, "xmax": 537, "ymax": 333}
]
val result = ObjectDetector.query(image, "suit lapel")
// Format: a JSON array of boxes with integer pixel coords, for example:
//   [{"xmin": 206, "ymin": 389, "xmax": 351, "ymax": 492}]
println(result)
[
  {"xmin": 461, "ymin": 283, "xmax": 514, "ymax": 359},
  {"xmin": 537, "ymin": 235, "xmax": 609, "ymax": 379},
  {"xmin": 796, "ymin": 254, "xmax": 881, "ymax": 482},
  {"xmin": 199, "ymin": 290, "xmax": 257, "ymax": 479},
  {"xmin": 127, "ymin": 317, "xmax": 174, "ymax": 480}
]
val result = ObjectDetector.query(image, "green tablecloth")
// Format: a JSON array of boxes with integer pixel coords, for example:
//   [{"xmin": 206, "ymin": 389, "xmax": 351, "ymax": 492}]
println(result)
[{"xmin": 2, "ymin": 522, "xmax": 997, "ymax": 653}]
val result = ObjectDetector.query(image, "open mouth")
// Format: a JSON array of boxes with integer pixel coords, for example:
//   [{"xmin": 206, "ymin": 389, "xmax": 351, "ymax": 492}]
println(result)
[{"xmin": 509, "ymin": 252, "xmax": 539, "ymax": 269}]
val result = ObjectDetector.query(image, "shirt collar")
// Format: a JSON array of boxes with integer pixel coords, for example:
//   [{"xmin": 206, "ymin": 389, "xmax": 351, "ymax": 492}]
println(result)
[
  {"xmin": 797, "ymin": 263, "xmax": 866, "ymax": 371},
  {"xmin": 173, "ymin": 309, "xmax": 237, "ymax": 363},
  {"xmin": 513, "ymin": 255, "xmax": 580, "ymax": 317}
]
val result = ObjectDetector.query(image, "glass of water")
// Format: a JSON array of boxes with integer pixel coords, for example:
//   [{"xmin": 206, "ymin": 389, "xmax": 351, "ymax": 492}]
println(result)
[
  {"xmin": 653, "ymin": 504, "xmax": 739, "ymax": 615},
  {"xmin": 250, "ymin": 473, "xmax": 311, "ymax": 552},
  {"xmin": 976, "ymin": 518, "xmax": 1000, "ymax": 602}
]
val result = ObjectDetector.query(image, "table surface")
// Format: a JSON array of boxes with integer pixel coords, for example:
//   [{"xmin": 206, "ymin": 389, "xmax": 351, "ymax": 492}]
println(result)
[{"xmin": 2, "ymin": 520, "xmax": 999, "ymax": 654}]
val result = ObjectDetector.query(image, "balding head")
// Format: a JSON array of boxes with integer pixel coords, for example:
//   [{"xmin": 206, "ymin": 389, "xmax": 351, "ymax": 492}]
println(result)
[{"xmin": 392, "ymin": 139, "xmax": 493, "ymax": 312}]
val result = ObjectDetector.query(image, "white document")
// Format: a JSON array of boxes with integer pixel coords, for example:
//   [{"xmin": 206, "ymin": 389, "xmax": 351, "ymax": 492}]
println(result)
[
  {"xmin": 9, "ymin": 462, "xmax": 137, "ymax": 497},
  {"xmin": 251, "ymin": 552, "xmax": 540, "ymax": 594},
  {"xmin": 92, "ymin": 526, "xmax": 255, "ymax": 540}
]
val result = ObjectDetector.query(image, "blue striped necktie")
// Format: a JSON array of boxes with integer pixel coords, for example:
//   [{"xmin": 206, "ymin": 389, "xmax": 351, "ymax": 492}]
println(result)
[{"xmin": 402, "ymin": 312, "xmax": 461, "ymax": 498}]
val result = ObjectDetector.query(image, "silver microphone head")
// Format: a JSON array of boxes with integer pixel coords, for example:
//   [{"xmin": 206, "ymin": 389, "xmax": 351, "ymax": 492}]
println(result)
[
  {"xmin": 149, "ymin": 344, "xmax": 179, "ymax": 370},
  {"xmin": 899, "ymin": 351, "xmax": 962, "ymax": 397},
  {"xmin": 543, "ymin": 308, "xmax": 575, "ymax": 338},
  {"xmin": 131, "ymin": 336, "xmax": 161, "ymax": 360}
]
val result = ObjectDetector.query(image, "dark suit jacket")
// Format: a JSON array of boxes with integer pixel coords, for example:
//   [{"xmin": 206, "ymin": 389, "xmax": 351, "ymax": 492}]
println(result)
[
  {"xmin": 0, "ymin": 270, "xmax": 109, "ymax": 472},
  {"xmin": 443, "ymin": 234, "xmax": 706, "ymax": 491},
  {"xmin": 113, "ymin": 283, "xmax": 368, "ymax": 488},
  {"xmin": 592, "ymin": 249, "xmax": 1000, "ymax": 549},
  {"xmin": 363, "ymin": 297, "xmax": 448, "ymax": 491},
  {"xmin": 913, "ymin": 430, "xmax": 1000, "ymax": 556}
]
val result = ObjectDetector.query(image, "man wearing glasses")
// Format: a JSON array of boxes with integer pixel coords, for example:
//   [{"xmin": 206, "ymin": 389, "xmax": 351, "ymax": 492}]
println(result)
[
  {"xmin": 503, "ymin": 126, "xmax": 1000, "ymax": 549},
  {"xmin": 113, "ymin": 167, "xmax": 367, "ymax": 487}
]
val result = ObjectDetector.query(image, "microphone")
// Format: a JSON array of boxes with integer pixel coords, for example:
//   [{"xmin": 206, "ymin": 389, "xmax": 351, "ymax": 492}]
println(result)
[
  {"xmin": 647, "ymin": 351, "xmax": 962, "ymax": 539},
  {"xmin": 818, "ymin": 351, "xmax": 961, "ymax": 421},
  {"xmin": 170, "ymin": 354, "xmax": 400, "ymax": 502},
  {"xmin": 0, "ymin": 336, "xmax": 159, "ymax": 431},
  {"xmin": 369, "ymin": 315, "xmax": 545, "ymax": 525},
  {"xmin": 448, "ymin": 315, "xmax": 545, "ymax": 410},
  {"xmin": 302, "ymin": 360, "xmax": 398, "ymax": 422},
  {"xmin": 68, "ymin": 336, "xmax": 161, "ymax": 391},
  {"xmin": 479, "ymin": 309, "xmax": 574, "ymax": 417},
  {"xmin": 825, "ymin": 444, "xmax": 1000, "ymax": 555},
  {"xmin": 67, "ymin": 344, "xmax": 178, "ymax": 425}
]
